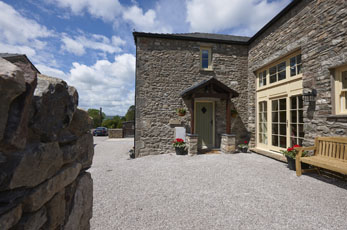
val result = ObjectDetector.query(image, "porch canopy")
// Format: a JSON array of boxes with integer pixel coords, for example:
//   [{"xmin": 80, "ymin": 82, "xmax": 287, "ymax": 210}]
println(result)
[{"xmin": 180, "ymin": 77, "xmax": 239, "ymax": 134}]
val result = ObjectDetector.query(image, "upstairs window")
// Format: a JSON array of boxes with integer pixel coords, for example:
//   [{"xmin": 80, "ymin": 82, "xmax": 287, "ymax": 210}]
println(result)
[
  {"xmin": 269, "ymin": 62, "xmax": 286, "ymax": 83},
  {"xmin": 259, "ymin": 70, "xmax": 267, "ymax": 87},
  {"xmin": 335, "ymin": 66, "xmax": 347, "ymax": 114},
  {"xmin": 290, "ymin": 54, "xmax": 302, "ymax": 77},
  {"xmin": 200, "ymin": 47, "xmax": 212, "ymax": 70}
]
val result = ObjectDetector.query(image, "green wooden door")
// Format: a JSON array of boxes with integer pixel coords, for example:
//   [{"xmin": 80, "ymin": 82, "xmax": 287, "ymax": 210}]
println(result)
[{"xmin": 196, "ymin": 102, "xmax": 214, "ymax": 148}]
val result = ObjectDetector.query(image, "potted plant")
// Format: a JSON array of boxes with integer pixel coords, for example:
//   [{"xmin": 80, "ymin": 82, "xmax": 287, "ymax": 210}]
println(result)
[
  {"xmin": 238, "ymin": 141, "xmax": 249, "ymax": 153},
  {"xmin": 230, "ymin": 109, "xmax": 238, "ymax": 118},
  {"xmin": 281, "ymin": 145, "xmax": 309, "ymax": 170},
  {"xmin": 172, "ymin": 138, "xmax": 187, "ymax": 155},
  {"xmin": 176, "ymin": 108, "xmax": 186, "ymax": 116}
]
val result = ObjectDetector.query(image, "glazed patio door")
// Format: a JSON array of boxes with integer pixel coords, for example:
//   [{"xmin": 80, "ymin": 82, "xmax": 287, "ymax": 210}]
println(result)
[{"xmin": 271, "ymin": 98, "xmax": 287, "ymax": 151}]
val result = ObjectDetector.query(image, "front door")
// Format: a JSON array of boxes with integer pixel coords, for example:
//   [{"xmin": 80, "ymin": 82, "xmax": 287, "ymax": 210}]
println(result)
[{"xmin": 195, "ymin": 102, "xmax": 214, "ymax": 148}]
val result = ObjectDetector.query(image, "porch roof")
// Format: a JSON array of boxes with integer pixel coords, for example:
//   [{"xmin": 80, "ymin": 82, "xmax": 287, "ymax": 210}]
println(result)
[{"xmin": 180, "ymin": 77, "xmax": 239, "ymax": 99}]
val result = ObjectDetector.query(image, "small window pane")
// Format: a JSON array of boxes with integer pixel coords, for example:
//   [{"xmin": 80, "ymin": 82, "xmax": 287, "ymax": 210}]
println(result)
[
  {"xmin": 342, "ymin": 71, "xmax": 347, "ymax": 89},
  {"xmin": 291, "ymin": 111, "xmax": 297, "ymax": 123},
  {"xmin": 280, "ymin": 124, "xmax": 286, "ymax": 135},
  {"xmin": 297, "ymin": 54, "xmax": 301, "ymax": 64},
  {"xmin": 297, "ymin": 64, "xmax": 302, "ymax": 74},
  {"xmin": 291, "ymin": 97, "xmax": 296, "ymax": 109},
  {"xmin": 280, "ymin": 136, "xmax": 286, "ymax": 148},
  {"xmin": 290, "ymin": 57, "xmax": 296, "ymax": 67},
  {"xmin": 259, "ymin": 76, "xmax": 263, "ymax": 87},
  {"xmin": 272, "ymin": 135, "xmax": 278, "ymax": 146},
  {"xmin": 279, "ymin": 99, "xmax": 286, "ymax": 110},
  {"xmin": 280, "ymin": 111, "xmax": 286, "ymax": 122},
  {"xmin": 259, "ymin": 134, "xmax": 263, "ymax": 143},
  {"xmin": 299, "ymin": 110, "xmax": 304, "ymax": 123},
  {"xmin": 290, "ymin": 66, "xmax": 296, "ymax": 76},
  {"xmin": 291, "ymin": 124, "xmax": 297, "ymax": 136},
  {"xmin": 202, "ymin": 59, "xmax": 209, "ymax": 68},
  {"xmin": 272, "ymin": 112, "xmax": 278, "ymax": 122},
  {"xmin": 298, "ymin": 96, "xmax": 303, "ymax": 108},
  {"xmin": 270, "ymin": 74, "xmax": 277, "ymax": 83},
  {"xmin": 202, "ymin": 50, "xmax": 209, "ymax": 58},
  {"xmin": 272, "ymin": 100, "xmax": 278, "ymax": 111},
  {"xmin": 272, "ymin": 124, "xmax": 278, "ymax": 134},
  {"xmin": 278, "ymin": 71, "xmax": 286, "ymax": 81},
  {"xmin": 299, "ymin": 124, "xmax": 304, "ymax": 137},
  {"xmin": 270, "ymin": 66, "xmax": 276, "ymax": 75},
  {"xmin": 278, "ymin": 62, "xmax": 286, "ymax": 72}
]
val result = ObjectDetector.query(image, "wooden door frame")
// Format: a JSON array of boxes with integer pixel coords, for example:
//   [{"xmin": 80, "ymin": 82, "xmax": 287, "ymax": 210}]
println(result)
[{"xmin": 194, "ymin": 100, "xmax": 215, "ymax": 148}]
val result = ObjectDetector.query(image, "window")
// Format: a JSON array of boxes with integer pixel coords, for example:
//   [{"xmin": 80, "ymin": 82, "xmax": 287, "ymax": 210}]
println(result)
[
  {"xmin": 257, "ymin": 52, "xmax": 302, "ymax": 88},
  {"xmin": 290, "ymin": 95, "xmax": 304, "ymax": 146},
  {"xmin": 200, "ymin": 47, "xmax": 212, "ymax": 70},
  {"xmin": 290, "ymin": 54, "xmax": 302, "ymax": 77},
  {"xmin": 271, "ymin": 98, "xmax": 287, "ymax": 148},
  {"xmin": 259, "ymin": 70, "xmax": 267, "ymax": 87},
  {"xmin": 269, "ymin": 62, "xmax": 286, "ymax": 83},
  {"xmin": 258, "ymin": 101, "xmax": 267, "ymax": 144},
  {"xmin": 335, "ymin": 66, "xmax": 347, "ymax": 114}
]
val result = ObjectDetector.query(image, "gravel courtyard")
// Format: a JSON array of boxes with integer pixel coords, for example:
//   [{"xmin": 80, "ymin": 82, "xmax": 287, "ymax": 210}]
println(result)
[{"xmin": 90, "ymin": 137, "xmax": 347, "ymax": 230}]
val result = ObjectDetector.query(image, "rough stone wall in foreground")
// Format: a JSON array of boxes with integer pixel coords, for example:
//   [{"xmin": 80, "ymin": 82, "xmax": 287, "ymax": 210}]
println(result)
[
  {"xmin": 0, "ymin": 57, "xmax": 94, "ymax": 229},
  {"xmin": 135, "ymin": 37, "xmax": 249, "ymax": 157},
  {"xmin": 248, "ymin": 0, "xmax": 347, "ymax": 146}
]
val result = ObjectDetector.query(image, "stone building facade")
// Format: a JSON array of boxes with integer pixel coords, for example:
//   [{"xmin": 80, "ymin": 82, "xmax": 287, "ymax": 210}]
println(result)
[{"xmin": 134, "ymin": 0, "xmax": 347, "ymax": 158}]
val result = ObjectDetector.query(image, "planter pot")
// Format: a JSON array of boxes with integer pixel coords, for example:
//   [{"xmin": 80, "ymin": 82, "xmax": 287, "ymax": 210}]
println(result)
[
  {"xmin": 177, "ymin": 112, "xmax": 186, "ymax": 116},
  {"xmin": 285, "ymin": 156, "xmax": 310, "ymax": 171},
  {"xmin": 175, "ymin": 147, "xmax": 187, "ymax": 155},
  {"xmin": 231, "ymin": 113, "xmax": 238, "ymax": 118},
  {"xmin": 240, "ymin": 148, "xmax": 248, "ymax": 153}
]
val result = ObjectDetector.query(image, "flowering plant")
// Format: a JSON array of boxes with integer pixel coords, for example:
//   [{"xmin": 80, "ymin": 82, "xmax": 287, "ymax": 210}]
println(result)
[
  {"xmin": 281, "ymin": 145, "xmax": 308, "ymax": 159},
  {"xmin": 172, "ymin": 138, "xmax": 186, "ymax": 148},
  {"xmin": 238, "ymin": 140, "xmax": 249, "ymax": 149},
  {"xmin": 176, "ymin": 108, "xmax": 186, "ymax": 116}
]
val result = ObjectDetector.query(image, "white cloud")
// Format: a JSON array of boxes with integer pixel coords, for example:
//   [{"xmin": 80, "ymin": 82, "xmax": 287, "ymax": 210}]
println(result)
[
  {"xmin": 67, "ymin": 53, "xmax": 136, "ymax": 115},
  {"xmin": 61, "ymin": 33, "xmax": 126, "ymax": 56},
  {"xmin": 123, "ymin": 5, "xmax": 172, "ymax": 33},
  {"xmin": 0, "ymin": 1, "xmax": 53, "ymax": 45},
  {"xmin": 186, "ymin": 0, "xmax": 290, "ymax": 35},
  {"xmin": 61, "ymin": 35, "xmax": 86, "ymax": 56},
  {"xmin": 50, "ymin": 0, "xmax": 122, "ymax": 21}
]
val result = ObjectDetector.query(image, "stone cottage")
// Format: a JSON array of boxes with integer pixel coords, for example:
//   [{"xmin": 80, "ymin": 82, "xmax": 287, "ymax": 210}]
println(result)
[{"xmin": 133, "ymin": 0, "xmax": 347, "ymax": 159}]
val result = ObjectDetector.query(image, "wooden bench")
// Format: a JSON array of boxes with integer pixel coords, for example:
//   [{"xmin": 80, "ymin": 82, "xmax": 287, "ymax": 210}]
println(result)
[{"xmin": 295, "ymin": 137, "xmax": 347, "ymax": 177}]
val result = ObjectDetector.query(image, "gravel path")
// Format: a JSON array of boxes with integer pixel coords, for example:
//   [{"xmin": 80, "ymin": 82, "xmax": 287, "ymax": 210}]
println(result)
[{"xmin": 89, "ymin": 137, "xmax": 347, "ymax": 230}]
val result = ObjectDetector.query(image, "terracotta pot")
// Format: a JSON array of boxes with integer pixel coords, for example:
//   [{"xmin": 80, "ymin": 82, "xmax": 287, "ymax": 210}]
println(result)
[{"xmin": 178, "ymin": 112, "xmax": 186, "ymax": 116}]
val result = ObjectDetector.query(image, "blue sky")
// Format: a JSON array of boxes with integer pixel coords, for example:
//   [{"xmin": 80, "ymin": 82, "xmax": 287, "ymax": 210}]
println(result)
[{"xmin": 0, "ymin": 0, "xmax": 290, "ymax": 115}]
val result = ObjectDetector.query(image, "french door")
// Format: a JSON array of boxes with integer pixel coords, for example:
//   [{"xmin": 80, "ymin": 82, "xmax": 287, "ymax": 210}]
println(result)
[{"xmin": 267, "ymin": 95, "xmax": 304, "ymax": 151}]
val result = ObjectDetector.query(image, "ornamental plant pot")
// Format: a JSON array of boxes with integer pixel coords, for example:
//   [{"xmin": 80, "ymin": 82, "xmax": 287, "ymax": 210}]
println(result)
[
  {"xmin": 175, "ymin": 147, "xmax": 187, "ymax": 155},
  {"xmin": 178, "ymin": 112, "xmax": 186, "ymax": 116},
  {"xmin": 240, "ymin": 148, "xmax": 248, "ymax": 153},
  {"xmin": 285, "ymin": 156, "xmax": 310, "ymax": 171}
]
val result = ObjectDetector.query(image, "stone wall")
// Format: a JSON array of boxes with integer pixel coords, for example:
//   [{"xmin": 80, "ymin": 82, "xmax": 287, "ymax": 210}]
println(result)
[
  {"xmin": 0, "ymin": 58, "xmax": 94, "ymax": 229},
  {"xmin": 248, "ymin": 0, "xmax": 347, "ymax": 146},
  {"xmin": 135, "ymin": 37, "xmax": 249, "ymax": 157},
  {"xmin": 108, "ymin": 129, "xmax": 123, "ymax": 138}
]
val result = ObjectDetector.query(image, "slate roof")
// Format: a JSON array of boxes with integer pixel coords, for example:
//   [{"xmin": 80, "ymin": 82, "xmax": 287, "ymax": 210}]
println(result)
[
  {"xmin": 180, "ymin": 77, "xmax": 239, "ymax": 98},
  {"xmin": 133, "ymin": 32, "xmax": 249, "ymax": 45}
]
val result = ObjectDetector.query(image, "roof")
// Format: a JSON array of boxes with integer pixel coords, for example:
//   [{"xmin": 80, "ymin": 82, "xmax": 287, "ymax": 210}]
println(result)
[
  {"xmin": 133, "ymin": 0, "xmax": 302, "ymax": 46},
  {"xmin": 133, "ymin": 32, "xmax": 250, "ymax": 45},
  {"xmin": 180, "ymin": 77, "xmax": 239, "ymax": 98},
  {"xmin": 0, "ymin": 53, "xmax": 40, "ymax": 73}
]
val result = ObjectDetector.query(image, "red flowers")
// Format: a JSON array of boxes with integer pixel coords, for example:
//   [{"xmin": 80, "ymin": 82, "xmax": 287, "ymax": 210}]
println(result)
[
  {"xmin": 287, "ymin": 145, "xmax": 301, "ymax": 152},
  {"xmin": 176, "ymin": 138, "xmax": 184, "ymax": 143},
  {"xmin": 244, "ymin": 141, "xmax": 248, "ymax": 144},
  {"xmin": 172, "ymin": 138, "xmax": 186, "ymax": 148}
]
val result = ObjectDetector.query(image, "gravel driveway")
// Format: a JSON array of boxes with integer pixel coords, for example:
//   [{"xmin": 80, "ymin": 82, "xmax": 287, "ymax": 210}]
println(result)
[{"xmin": 89, "ymin": 137, "xmax": 347, "ymax": 230}]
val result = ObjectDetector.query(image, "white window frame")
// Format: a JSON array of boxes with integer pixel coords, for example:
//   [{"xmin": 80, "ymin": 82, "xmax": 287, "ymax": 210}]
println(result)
[
  {"xmin": 200, "ymin": 47, "xmax": 212, "ymax": 70},
  {"xmin": 334, "ymin": 66, "xmax": 347, "ymax": 115}
]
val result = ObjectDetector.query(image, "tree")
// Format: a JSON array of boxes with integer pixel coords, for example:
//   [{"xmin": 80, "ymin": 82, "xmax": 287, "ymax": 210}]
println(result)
[
  {"xmin": 88, "ymin": 109, "xmax": 105, "ymax": 128},
  {"xmin": 101, "ymin": 115, "xmax": 125, "ymax": 129},
  {"xmin": 125, "ymin": 105, "xmax": 135, "ymax": 121}
]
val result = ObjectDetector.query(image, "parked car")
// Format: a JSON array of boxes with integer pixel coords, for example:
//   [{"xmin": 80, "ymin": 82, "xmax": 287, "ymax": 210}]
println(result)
[{"xmin": 93, "ymin": 127, "xmax": 108, "ymax": 136}]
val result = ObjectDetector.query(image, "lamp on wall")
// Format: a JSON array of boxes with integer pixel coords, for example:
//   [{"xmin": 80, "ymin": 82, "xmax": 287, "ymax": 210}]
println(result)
[{"xmin": 302, "ymin": 89, "xmax": 317, "ymax": 102}]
